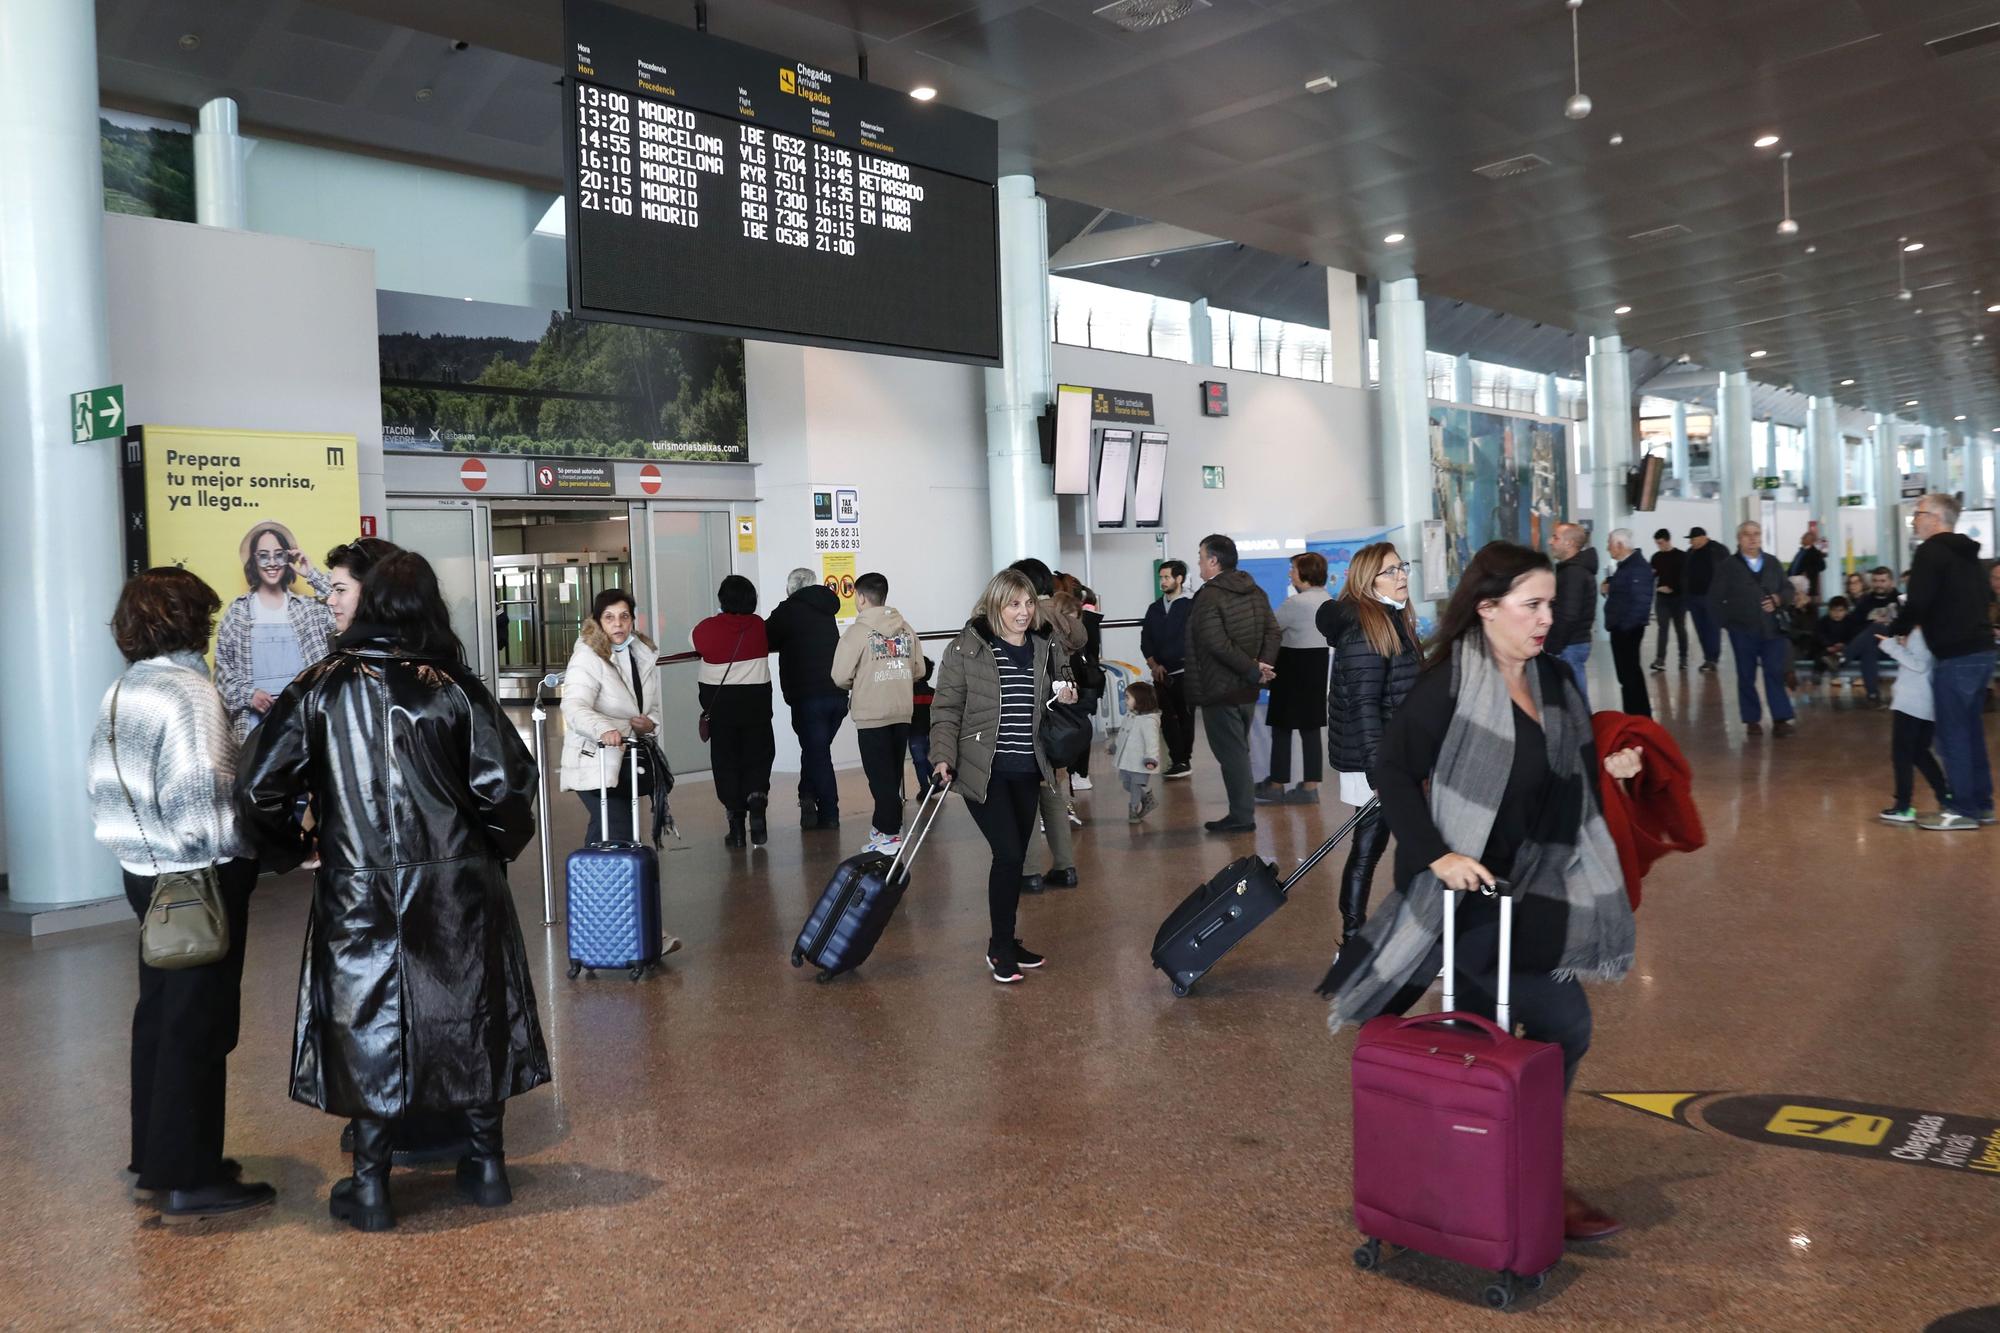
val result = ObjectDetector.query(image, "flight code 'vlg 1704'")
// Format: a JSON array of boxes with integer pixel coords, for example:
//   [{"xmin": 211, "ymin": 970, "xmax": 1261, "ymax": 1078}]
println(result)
[{"xmin": 574, "ymin": 79, "xmax": 927, "ymax": 253}]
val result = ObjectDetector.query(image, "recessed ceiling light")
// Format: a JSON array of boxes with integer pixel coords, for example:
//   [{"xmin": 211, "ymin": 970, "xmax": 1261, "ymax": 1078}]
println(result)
[
  {"xmin": 909, "ymin": 86, "xmax": 937, "ymax": 101},
  {"xmin": 1840, "ymin": 378, "xmax": 1855, "ymax": 386},
  {"xmin": 1304, "ymin": 75, "xmax": 1338, "ymax": 94},
  {"xmin": 1754, "ymin": 133, "xmax": 1780, "ymax": 148},
  {"xmin": 1954, "ymin": 414, "xmax": 1967, "ymax": 421},
  {"xmin": 1613, "ymin": 304, "xmax": 1632, "ymax": 315},
  {"xmin": 1750, "ymin": 349, "xmax": 1768, "ymax": 358},
  {"xmin": 1906, "ymin": 399, "xmax": 1920, "ymax": 406},
  {"xmin": 1383, "ymin": 232, "xmax": 1406, "ymax": 244},
  {"xmin": 414, "ymin": 86, "xmax": 434, "ymax": 101},
  {"xmin": 1988, "ymin": 303, "xmax": 2000, "ymax": 313},
  {"xmin": 1903, "ymin": 241, "xmax": 1924, "ymax": 253},
  {"xmin": 178, "ymin": 33, "xmax": 201, "ymax": 51}
]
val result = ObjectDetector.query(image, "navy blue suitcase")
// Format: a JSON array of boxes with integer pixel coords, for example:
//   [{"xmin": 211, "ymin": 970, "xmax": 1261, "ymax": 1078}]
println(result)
[
  {"xmin": 791, "ymin": 780, "xmax": 950, "ymax": 983},
  {"xmin": 565, "ymin": 744, "xmax": 664, "ymax": 981}
]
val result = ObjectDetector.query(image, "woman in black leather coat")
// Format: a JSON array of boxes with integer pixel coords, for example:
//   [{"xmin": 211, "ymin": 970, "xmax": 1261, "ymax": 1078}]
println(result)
[
  {"xmin": 1314, "ymin": 543, "xmax": 1422, "ymax": 972},
  {"xmin": 237, "ymin": 552, "xmax": 550, "ymax": 1232}
]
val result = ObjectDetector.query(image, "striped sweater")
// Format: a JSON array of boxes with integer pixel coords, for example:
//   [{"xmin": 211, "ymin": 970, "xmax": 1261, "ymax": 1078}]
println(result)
[{"xmin": 86, "ymin": 653, "xmax": 251, "ymax": 875}]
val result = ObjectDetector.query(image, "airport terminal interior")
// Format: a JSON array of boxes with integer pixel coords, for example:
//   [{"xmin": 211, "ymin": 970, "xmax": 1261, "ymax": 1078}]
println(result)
[{"xmin": 2, "ymin": 0, "xmax": 1999, "ymax": 1328}]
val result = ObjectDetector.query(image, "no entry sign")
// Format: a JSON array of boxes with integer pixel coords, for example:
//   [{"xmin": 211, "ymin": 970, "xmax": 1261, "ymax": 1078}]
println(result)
[
  {"xmin": 459, "ymin": 458, "xmax": 488, "ymax": 492},
  {"xmin": 639, "ymin": 464, "xmax": 663, "ymax": 495}
]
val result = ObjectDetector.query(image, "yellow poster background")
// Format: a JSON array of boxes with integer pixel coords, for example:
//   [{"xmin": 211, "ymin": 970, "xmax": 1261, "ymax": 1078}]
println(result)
[
  {"xmin": 135, "ymin": 426, "xmax": 361, "ymax": 655},
  {"xmin": 820, "ymin": 551, "xmax": 858, "ymax": 619}
]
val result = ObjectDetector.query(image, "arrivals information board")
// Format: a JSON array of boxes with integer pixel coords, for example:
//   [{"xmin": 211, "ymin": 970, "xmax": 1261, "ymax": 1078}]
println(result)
[{"xmin": 563, "ymin": 0, "xmax": 1001, "ymax": 364}]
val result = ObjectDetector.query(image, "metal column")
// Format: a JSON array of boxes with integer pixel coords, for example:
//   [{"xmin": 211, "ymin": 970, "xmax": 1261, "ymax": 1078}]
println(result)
[
  {"xmin": 1807, "ymin": 395, "xmax": 1842, "ymax": 530},
  {"xmin": 1670, "ymin": 401, "xmax": 1690, "ymax": 488},
  {"xmin": 1587, "ymin": 334, "xmax": 1633, "ymax": 539},
  {"xmin": 0, "ymin": 0, "xmax": 126, "ymax": 903},
  {"xmin": 1451, "ymin": 352, "xmax": 1474, "ymax": 405},
  {"xmin": 1376, "ymin": 278, "xmax": 1433, "ymax": 604},
  {"xmin": 983, "ymin": 174, "xmax": 1059, "ymax": 571},
  {"xmin": 1716, "ymin": 372, "xmax": 1755, "ymax": 532},
  {"xmin": 194, "ymin": 97, "xmax": 248, "ymax": 229},
  {"xmin": 1871, "ymin": 414, "xmax": 1900, "ymax": 571}
]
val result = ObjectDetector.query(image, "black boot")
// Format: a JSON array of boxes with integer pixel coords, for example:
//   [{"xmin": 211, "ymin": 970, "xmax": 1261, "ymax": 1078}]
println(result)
[
  {"xmin": 747, "ymin": 792, "xmax": 769, "ymax": 846},
  {"xmin": 1336, "ymin": 807, "xmax": 1391, "ymax": 952},
  {"xmin": 329, "ymin": 1117, "xmax": 394, "ymax": 1231},
  {"xmin": 725, "ymin": 812, "xmax": 747, "ymax": 848},
  {"xmin": 456, "ymin": 1103, "xmax": 511, "ymax": 1208},
  {"xmin": 799, "ymin": 795, "xmax": 819, "ymax": 829}
]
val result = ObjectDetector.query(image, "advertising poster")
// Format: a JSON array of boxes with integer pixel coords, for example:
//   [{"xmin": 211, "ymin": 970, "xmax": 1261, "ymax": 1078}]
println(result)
[
  {"xmin": 122, "ymin": 428, "xmax": 362, "ymax": 691},
  {"xmin": 1429, "ymin": 406, "xmax": 1571, "ymax": 594},
  {"xmin": 378, "ymin": 290, "xmax": 747, "ymax": 461},
  {"xmin": 100, "ymin": 110, "xmax": 193, "ymax": 220}
]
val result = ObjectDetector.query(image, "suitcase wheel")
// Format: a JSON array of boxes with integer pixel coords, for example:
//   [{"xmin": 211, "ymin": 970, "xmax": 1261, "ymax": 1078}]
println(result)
[
  {"xmin": 1524, "ymin": 1270, "xmax": 1547, "ymax": 1292},
  {"xmin": 1171, "ymin": 982, "xmax": 1190, "ymax": 998},
  {"xmin": 814, "ymin": 968, "xmax": 838, "ymax": 984},
  {"xmin": 790, "ymin": 949, "xmax": 804, "ymax": 968},
  {"xmin": 1351, "ymin": 1239, "xmax": 1380, "ymax": 1271},
  {"xmin": 566, "ymin": 960, "xmax": 582, "ymax": 979},
  {"xmin": 584, "ymin": 967, "xmax": 596, "ymax": 978},
  {"xmin": 1483, "ymin": 1274, "xmax": 1518, "ymax": 1310},
  {"xmin": 628, "ymin": 964, "xmax": 645, "ymax": 981}
]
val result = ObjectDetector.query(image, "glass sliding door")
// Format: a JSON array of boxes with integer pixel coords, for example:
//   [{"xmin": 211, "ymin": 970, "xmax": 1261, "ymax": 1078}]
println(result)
[
  {"xmin": 387, "ymin": 502, "xmax": 494, "ymax": 689},
  {"xmin": 646, "ymin": 508, "xmax": 734, "ymax": 777}
]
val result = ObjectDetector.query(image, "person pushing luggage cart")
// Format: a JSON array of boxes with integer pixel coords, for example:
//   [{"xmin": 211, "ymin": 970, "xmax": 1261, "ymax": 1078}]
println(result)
[{"xmin": 1320, "ymin": 541, "xmax": 1643, "ymax": 1249}]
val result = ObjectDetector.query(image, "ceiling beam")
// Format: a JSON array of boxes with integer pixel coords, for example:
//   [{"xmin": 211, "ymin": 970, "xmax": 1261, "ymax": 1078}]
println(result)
[{"xmin": 1048, "ymin": 222, "xmax": 1235, "ymax": 273}]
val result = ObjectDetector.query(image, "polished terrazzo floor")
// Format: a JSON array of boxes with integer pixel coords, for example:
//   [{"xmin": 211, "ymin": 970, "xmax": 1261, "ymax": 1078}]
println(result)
[{"xmin": 3, "ymin": 657, "xmax": 1998, "ymax": 1331}]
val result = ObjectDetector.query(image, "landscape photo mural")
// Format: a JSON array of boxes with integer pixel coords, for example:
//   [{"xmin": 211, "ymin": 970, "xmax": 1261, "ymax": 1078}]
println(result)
[
  {"xmin": 378, "ymin": 290, "xmax": 748, "ymax": 462},
  {"xmin": 1429, "ymin": 406, "xmax": 1571, "ymax": 593}
]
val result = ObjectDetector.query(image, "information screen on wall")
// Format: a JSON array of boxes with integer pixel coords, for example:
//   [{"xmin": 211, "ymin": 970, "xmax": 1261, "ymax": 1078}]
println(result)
[{"xmin": 563, "ymin": 0, "xmax": 1001, "ymax": 364}]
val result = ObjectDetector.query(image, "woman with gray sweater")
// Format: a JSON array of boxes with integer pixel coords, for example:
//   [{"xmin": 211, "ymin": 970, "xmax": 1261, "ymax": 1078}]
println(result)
[{"xmin": 87, "ymin": 568, "xmax": 272, "ymax": 1222}]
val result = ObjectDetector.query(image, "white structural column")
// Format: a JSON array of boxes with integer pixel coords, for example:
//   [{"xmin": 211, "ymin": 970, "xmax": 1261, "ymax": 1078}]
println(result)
[
  {"xmin": 1324, "ymin": 268, "xmax": 1366, "ymax": 390},
  {"xmin": 1376, "ymin": 278, "xmax": 1434, "ymax": 603},
  {"xmin": 1716, "ymin": 372, "xmax": 1755, "ymax": 531},
  {"xmin": 1670, "ymin": 401, "xmax": 1690, "ymax": 486},
  {"xmin": 1586, "ymin": 335, "xmax": 1634, "ymax": 539},
  {"xmin": 1806, "ymin": 395, "xmax": 1842, "ymax": 528},
  {"xmin": 983, "ymin": 175, "xmax": 1059, "ymax": 571},
  {"xmin": 1537, "ymin": 373, "xmax": 1560, "ymax": 421},
  {"xmin": 0, "ymin": 0, "xmax": 126, "ymax": 903},
  {"xmin": 1761, "ymin": 420, "xmax": 1779, "ymax": 481},
  {"xmin": 194, "ymin": 97, "xmax": 248, "ymax": 229},
  {"xmin": 1188, "ymin": 297, "xmax": 1213, "ymax": 368},
  {"xmin": 1872, "ymin": 414, "xmax": 1900, "ymax": 570},
  {"xmin": 1968, "ymin": 435, "xmax": 1993, "ymax": 510},
  {"xmin": 1451, "ymin": 352, "xmax": 1474, "ymax": 405}
]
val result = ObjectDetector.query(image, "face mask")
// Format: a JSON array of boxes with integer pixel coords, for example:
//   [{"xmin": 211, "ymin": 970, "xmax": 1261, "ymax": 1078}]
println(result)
[{"xmin": 1377, "ymin": 593, "xmax": 1408, "ymax": 611}]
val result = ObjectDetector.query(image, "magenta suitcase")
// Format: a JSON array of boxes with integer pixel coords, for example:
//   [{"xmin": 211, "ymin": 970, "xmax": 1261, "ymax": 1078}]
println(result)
[{"xmin": 1349, "ymin": 889, "xmax": 1564, "ymax": 1310}]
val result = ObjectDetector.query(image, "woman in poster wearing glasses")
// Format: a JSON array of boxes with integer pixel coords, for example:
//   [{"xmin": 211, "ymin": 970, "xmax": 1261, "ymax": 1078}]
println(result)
[{"xmin": 215, "ymin": 521, "xmax": 337, "ymax": 742}]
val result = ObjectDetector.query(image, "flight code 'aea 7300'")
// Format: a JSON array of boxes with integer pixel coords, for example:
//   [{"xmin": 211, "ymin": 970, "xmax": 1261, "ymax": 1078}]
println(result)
[{"xmin": 576, "ymin": 81, "xmax": 928, "ymax": 254}]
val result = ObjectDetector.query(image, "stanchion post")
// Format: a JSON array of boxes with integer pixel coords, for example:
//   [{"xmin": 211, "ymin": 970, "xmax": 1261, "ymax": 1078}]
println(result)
[{"xmin": 531, "ymin": 676, "xmax": 559, "ymax": 926}]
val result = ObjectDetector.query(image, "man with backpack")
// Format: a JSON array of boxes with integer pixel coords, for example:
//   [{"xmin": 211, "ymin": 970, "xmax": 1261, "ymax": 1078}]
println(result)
[{"xmin": 831, "ymin": 573, "xmax": 926, "ymax": 854}]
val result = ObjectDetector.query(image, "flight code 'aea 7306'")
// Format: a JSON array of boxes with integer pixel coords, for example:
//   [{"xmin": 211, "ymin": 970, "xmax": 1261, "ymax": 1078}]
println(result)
[{"xmin": 575, "ymin": 80, "xmax": 928, "ymax": 254}]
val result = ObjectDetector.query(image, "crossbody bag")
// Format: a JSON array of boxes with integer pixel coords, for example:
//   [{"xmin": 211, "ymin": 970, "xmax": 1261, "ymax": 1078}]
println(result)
[
  {"xmin": 698, "ymin": 622, "xmax": 751, "ymax": 743},
  {"xmin": 110, "ymin": 679, "xmax": 231, "ymax": 970}
]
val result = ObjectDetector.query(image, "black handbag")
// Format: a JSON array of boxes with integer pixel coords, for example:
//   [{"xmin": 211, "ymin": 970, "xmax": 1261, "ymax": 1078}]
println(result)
[{"xmin": 1039, "ymin": 686, "xmax": 1094, "ymax": 772}]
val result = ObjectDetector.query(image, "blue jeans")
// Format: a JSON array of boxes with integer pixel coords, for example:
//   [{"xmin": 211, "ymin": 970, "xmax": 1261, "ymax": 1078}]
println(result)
[
  {"xmin": 1850, "ymin": 631, "xmax": 1887, "ymax": 698},
  {"xmin": 1557, "ymin": 642, "xmax": 1592, "ymax": 711},
  {"xmin": 907, "ymin": 733, "xmax": 932, "ymax": 792},
  {"xmin": 1932, "ymin": 650, "xmax": 1996, "ymax": 818},
  {"xmin": 791, "ymin": 693, "xmax": 848, "ymax": 816},
  {"xmin": 1688, "ymin": 598, "xmax": 1722, "ymax": 665},
  {"xmin": 1727, "ymin": 630, "xmax": 1795, "ymax": 724}
]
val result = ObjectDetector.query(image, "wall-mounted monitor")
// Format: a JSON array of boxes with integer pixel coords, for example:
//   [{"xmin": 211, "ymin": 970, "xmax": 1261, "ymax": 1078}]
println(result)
[
  {"xmin": 1052, "ymin": 383, "xmax": 1093, "ymax": 495},
  {"xmin": 1095, "ymin": 428, "xmax": 1134, "ymax": 527},
  {"xmin": 1134, "ymin": 430, "xmax": 1168, "ymax": 527},
  {"xmin": 562, "ymin": 0, "xmax": 1000, "ymax": 364}
]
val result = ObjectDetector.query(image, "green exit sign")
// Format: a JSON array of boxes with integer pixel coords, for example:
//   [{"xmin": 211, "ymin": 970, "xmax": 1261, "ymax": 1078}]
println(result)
[
  {"xmin": 1752, "ymin": 475, "xmax": 1781, "ymax": 490},
  {"xmin": 1202, "ymin": 465, "xmax": 1225, "ymax": 490},
  {"xmin": 70, "ymin": 384, "xmax": 124, "ymax": 443},
  {"xmin": 1838, "ymin": 493, "xmax": 1866, "ymax": 507}
]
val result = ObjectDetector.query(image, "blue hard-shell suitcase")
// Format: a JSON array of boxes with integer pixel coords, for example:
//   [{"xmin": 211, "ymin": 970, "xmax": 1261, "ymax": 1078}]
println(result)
[
  {"xmin": 565, "ymin": 744, "xmax": 664, "ymax": 981},
  {"xmin": 791, "ymin": 780, "xmax": 951, "ymax": 983}
]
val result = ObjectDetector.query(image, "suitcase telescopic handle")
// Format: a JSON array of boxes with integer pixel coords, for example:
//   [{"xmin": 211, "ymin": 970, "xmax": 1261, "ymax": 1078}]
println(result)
[
  {"xmin": 1441, "ymin": 882, "xmax": 1514, "ymax": 1031},
  {"xmin": 593, "ymin": 738, "xmax": 639, "ymax": 846},
  {"xmin": 885, "ymin": 777, "xmax": 952, "ymax": 881},
  {"xmin": 1392, "ymin": 1011, "xmax": 1509, "ymax": 1042},
  {"xmin": 1280, "ymin": 798, "xmax": 1378, "ymax": 893}
]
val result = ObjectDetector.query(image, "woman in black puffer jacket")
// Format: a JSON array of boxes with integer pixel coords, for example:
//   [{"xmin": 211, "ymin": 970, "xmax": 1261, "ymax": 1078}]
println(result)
[{"xmin": 1313, "ymin": 543, "xmax": 1422, "ymax": 972}]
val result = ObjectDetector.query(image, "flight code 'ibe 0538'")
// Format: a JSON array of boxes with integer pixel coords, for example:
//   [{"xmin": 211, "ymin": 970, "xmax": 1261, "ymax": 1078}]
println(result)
[{"xmin": 575, "ymin": 80, "xmax": 928, "ymax": 254}]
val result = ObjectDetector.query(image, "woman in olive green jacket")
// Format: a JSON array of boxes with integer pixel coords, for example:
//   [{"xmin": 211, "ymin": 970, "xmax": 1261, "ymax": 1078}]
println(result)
[{"xmin": 930, "ymin": 568, "xmax": 1076, "ymax": 983}]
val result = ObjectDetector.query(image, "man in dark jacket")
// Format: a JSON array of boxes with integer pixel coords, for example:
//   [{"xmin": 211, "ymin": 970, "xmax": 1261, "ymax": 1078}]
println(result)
[
  {"xmin": 1547, "ymin": 522, "xmax": 1599, "ymax": 708},
  {"xmin": 1682, "ymin": 527, "xmax": 1723, "ymax": 670},
  {"xmin": 1140, "ymin": 559, "xmax": 1195, "ymax": 778},
  {"xmin": 1712, "ymin": 520, "xmax": 1796, "ymax": 736},
  {"xmin": 1889, "ymin": 494, "xmax": 1994, "ymax": 829},
  {"xmin": 1848, "ymin": 566, "xmax": 1904, "ymax": 705},
  {"xmin": 764, "ymin": 568, "xmax": 846, "ymax": 829},
  {"xmin": 1602, "ymin": 529, "xmax": 1655, "ymax": 717},
  {"xmin": 1185, "ymin": 534, "xmax": 1280, "ymax": 834},
  {"xmin": 1648, "ymin": 528, "xmax": 1689, "ymax": 671}
]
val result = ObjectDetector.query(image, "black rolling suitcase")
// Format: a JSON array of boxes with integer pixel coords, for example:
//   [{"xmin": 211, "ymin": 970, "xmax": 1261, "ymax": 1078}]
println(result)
[
  {"xmin": 1151, "ymin": 800, "xmax": 1377, "ymax": 996},
  {"xmin": 791, "ymin": 780, "xmax": 952, "ymax": 983}
]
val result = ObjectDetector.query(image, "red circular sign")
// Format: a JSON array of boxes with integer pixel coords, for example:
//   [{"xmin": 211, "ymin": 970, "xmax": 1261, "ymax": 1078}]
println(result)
[
  {"xmin": 536, "ymin": 465, "xmax": 556, "ymax": 489},
  {"xmin": 639, "ymin": 463, "xmax": 663, "ymax": 495},
  {"xmin": 459, "ymin": 458, "xmax": 488, "ymax": 492}
]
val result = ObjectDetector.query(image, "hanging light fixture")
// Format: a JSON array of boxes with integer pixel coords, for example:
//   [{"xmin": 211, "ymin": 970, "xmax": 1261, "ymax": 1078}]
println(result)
[
  {"xmin": 1895, "ymin": 238, "xmax": 1913, "ymax": 301},
  {"xmin": 1563, "ymin": 0, "xmax": 1592, "ymax": 120},
  {"xmin": 1775, "ymin": 152, "xmax": 1799, "ymax": 237}
]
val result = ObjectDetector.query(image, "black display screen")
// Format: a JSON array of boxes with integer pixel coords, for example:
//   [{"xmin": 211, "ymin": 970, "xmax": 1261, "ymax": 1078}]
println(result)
[{"xmin": 563, "ymin": 0, "xmax": 1001, "ymax": 364}]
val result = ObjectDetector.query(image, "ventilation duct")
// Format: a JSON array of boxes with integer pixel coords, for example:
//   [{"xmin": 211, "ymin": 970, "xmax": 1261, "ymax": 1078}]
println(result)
[
  {"xmin": 1092, "ymin": 0, "xmax": 1211, "ymax": 32},
  {"xmin": 1470, "ymin": 153, "xmax": 1551, "ymax": 180}
]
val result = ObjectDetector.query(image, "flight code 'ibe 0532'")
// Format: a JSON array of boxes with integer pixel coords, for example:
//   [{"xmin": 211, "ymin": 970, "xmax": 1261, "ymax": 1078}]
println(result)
[{"xmin": 575, "ymin": 80, "xmax": 928, "ymax": 254}]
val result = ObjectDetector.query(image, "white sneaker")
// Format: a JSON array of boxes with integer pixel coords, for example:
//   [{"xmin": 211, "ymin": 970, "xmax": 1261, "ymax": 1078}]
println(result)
[
  {"xmin": 1919, "ymin": 812, "xmax": 1980, "ymax": 832},
  {"xmin": 875, "ymin": 833, "xmax": 904, "ymax": 856},
  {"xmin": 1071, "ymin": 773, "xmax": 1093, "ymax": 791}
]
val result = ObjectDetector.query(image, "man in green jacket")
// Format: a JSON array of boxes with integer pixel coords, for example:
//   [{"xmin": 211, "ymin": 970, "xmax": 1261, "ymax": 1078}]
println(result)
[{"xmin": 1185, "ymin": 534, "xmax": 1280, "ymax": 834}]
